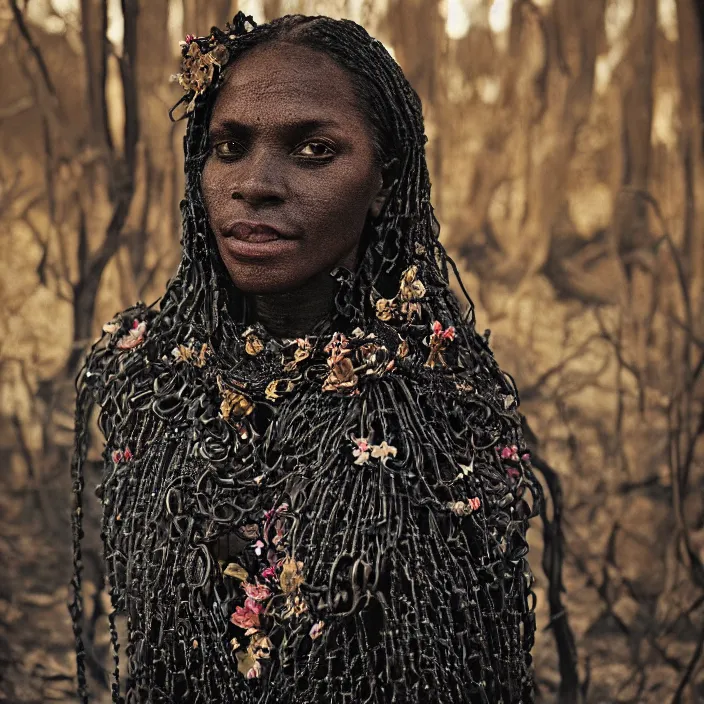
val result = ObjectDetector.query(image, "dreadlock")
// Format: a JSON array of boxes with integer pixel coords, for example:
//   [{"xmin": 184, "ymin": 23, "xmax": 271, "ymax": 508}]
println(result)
[{"xmin": 69, "ymin": 11, "xmax": 543, "ymax": 704}]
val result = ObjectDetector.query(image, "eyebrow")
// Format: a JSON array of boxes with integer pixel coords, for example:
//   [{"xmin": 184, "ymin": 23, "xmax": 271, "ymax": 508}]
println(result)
[{"xmin": 209, "ymin": 117, "xmax": 343, "ymax": 136}]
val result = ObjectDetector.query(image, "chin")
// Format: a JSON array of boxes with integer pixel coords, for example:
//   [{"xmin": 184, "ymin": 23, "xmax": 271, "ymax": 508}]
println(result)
[{"xmin": 227, "ymin": 267, "xmax": 309, "ymax": 295}]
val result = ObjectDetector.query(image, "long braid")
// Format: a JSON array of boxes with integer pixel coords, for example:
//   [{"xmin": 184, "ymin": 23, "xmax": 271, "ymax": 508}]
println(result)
[{"xmin": 70, "ymin": 11, "xmax": 542, "ymax": 703}]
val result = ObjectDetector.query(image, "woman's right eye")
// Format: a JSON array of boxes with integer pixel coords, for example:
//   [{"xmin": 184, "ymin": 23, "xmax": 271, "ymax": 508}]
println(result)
[{"xmin": 213, "ymin": 141, "xmax": 244, "ymax": 158}]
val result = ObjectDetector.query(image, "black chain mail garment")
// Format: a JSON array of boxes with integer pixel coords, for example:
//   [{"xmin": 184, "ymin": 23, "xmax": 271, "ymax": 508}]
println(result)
[{"xmin": 69, "ymin": 12, "xmax": 542, "ymax": 704}]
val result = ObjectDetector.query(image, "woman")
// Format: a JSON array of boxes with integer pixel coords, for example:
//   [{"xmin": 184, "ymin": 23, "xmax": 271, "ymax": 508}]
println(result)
[{"xmin": 70, "ymin": 11, "xmax": 541, "ymax": 704}]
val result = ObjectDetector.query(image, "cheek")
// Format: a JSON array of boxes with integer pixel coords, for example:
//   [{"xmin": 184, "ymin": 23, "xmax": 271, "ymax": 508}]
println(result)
[
  {"xmin": 201, "ymin": 160, "xmax": 229, "ymax": 224},
  {"xmin": 302, "ymin": 169, "xmax": 376, "ymax": 249}
]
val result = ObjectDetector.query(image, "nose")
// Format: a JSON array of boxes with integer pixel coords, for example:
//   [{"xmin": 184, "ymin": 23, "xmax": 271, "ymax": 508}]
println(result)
[{"xmin": 230, "ymin": 148, "xmax": 287, "ymax": 206}]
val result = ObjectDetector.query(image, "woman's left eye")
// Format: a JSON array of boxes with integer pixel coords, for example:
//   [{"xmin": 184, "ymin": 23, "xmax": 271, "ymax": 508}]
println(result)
[{"xmin": 296, "ymin": 141, "xmax": 336, "ymax": 158}]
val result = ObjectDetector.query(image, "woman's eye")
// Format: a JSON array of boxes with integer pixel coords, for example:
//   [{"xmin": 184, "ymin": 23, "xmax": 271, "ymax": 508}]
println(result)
[
  {"xmin": 214, "ymin": 141, "xmax": 243, "ymax": 158},
  {"xmin": 296, "ymin": 141, "xmax": 335, "ymax": 158}
]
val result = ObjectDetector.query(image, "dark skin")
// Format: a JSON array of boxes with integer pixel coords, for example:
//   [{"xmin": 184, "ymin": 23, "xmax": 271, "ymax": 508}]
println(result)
[{"xmin": 202, "ymin": 42, "xmax": 398, "ymax": 338}]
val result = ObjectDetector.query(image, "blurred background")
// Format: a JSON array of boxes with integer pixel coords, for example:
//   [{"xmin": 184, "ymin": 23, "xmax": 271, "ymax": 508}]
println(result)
[{"xmin": 0, "ymin": 0, "xmax": 702, "ymax": 702}]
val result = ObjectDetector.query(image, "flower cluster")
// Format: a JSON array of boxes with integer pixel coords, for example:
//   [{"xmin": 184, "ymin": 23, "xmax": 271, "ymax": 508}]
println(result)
[
  {"xmin": 217, "ymin": 375, "xmax": 254, "ymax": 421},
  {"xmin": 223, "ymin": 503, "xmax": 325, "ymax": 679},
  {"xmin": 425, "ymin": 320, "xmax": 456, "ymax": 369},
  {"xmin": 243, "ymin": 328, "xmax": 264, "ymax": 356},
  {"xmin": 171, "ymin": 339, "xmax": 209, "ymax": 367},
  {"xmin": 172, "ymin": 34, "xmax": 230, "ymax": 114},
  {"xmin": 111, "ymin": 446, "xmax": 132, "ymax": 464},
  {"xmin": 448, "ymin": 496, "xmax": 481, "ymax": 516},
  {"xmin": 499, "ymin": 445, "xmax": 530, "ymax": 480},
  {"xmin": 351, "ymin": 436, "xmax": 398, "ymax": 466},
  {"xmin": 375, "ymin": 265, "xmax": 426, "ymax": 324},
  {"xmin": 281, "ymin": 337, "xmax": 313, "ymax": 372},
  {"xmin": 322, "ymin": 333, "xmax": 358, "ymax": 393},
  {"xmin": 105, "ymin": 318, "xmax": 147, "ymax": 350}
]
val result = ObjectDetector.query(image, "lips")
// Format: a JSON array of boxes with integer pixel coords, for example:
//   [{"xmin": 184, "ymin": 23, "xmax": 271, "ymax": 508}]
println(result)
[
  {"xmin": 225, "ymin": 222, "xmax": 289, "ymax": 242},
  {"xmin": 220, "ymin": 221, "xmax": 298, "ymax": 260}
]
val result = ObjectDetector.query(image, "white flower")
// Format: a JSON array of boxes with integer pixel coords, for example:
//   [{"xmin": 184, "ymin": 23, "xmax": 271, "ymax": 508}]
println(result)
[
  {"xmin": 352, "ymin": 436, "xmax": 371, "ymax": 465},
  {"xmin": 370, "ymin": 441, "xmax": 398, "ymax": 465}
]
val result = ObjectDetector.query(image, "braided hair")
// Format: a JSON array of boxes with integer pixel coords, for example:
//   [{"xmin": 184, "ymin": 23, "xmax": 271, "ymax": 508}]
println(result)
[{"xmin": 69, "ymin": 12, "xmax": 542, "ymax": 704}]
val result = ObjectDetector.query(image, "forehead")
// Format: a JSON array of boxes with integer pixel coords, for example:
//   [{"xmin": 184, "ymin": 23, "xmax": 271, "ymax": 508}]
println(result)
[{"xmin": 209, "ymin": 42, "xmax": 366, "ymax": 130}]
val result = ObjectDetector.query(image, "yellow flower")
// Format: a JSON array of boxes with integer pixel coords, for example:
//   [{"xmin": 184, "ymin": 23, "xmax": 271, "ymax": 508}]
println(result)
[
  {"xmin": 279, "ymin": 556, "xmax": 304, "ymax": 594},
  {"xmin": 245, "ymin": 334, "xmax": 264, "ymax": 356},
  {"xmin": 248, "ymin": 632, "xmax": 273, "ymax": 660},
  {"xmin": 370, "ymin": 441, "xmax": 398, "ymax": 465},
  {"xmin": 223, "ymin": 562, "xmax": 249, "ymax": 581},
  {"xmin": 375, "ymin": 297, "xmax": 396, "ymax": 322},
  {"xmin": 265, "ymin": 379, "xmax": 296, "ymax": 401}
]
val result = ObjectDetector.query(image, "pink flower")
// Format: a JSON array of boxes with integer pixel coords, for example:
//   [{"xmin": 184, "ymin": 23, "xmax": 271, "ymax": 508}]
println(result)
[
  {"xmin": 230, "ymin": 605, "xmax": 260, "ymax": 630},
  {"xmin": 253, "ymin": 540, "xmax": 265, "ymax": 556},
  {"xmin": 116, "ymin": 319, "xmax": 147, "ymax": 350},
  {"xmin": 244, "ymin": 582, "xmax": 271, "ymax": 602},
  {"xmin": 264, "ymin": 503, "xmax": 289, "ymax": 522},
  {"xmin": 500, "ymin": 445, "xmax": 519, "ymax": 462},
  {"xmin": 124, "ymin": 446, "xmax": 133, "ymax": 461},
  {"xmin": 507, "ymin": 467, "xmax": 520, "ymax": 480},
  {"xmin": 521, "ymin": 452, "xmax": 531, "ymax": 462},
  {"xmin": 244, "ymin": 597, "xmax": 264, "ymax": 614},
  {"xmin": 111, "ymin": 449, "xmax": 123, "ymax": 463},
  {"xmin": 185, "ymin": 33, "xmax": 195, "ymax": 44},
  {"xmin": 431, "ymin": 320, "xmax": 456, "ymax": 340},
  {"xmin": 468, "ymin": 497, "xmax": 481, "ymax": 511},
  {"xmin": 246, "ymin": 661, "xmax": 262, "ymax": 679},
  {"xmin": 309, "ymin": 620, "xmax": 325, "ymax": 640},
  {"xmin": 261, "ymin": 566, "xmax": 276, "ymax": 580},
  {"xmin": 352, "ymin": 435, "xmax": 371, "ymax": 465}
]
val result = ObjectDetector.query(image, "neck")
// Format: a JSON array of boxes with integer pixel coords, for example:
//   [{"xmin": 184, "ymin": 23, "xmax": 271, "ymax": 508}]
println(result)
[{"xmin": 250, "ymin": 270, "xmax": 338, "ymax": 339}]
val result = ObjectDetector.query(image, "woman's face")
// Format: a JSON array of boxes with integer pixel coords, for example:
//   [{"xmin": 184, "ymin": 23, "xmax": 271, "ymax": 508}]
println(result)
[{"xmin": 202, "ymin": 42, "xmax": 390, "ymax": 294}]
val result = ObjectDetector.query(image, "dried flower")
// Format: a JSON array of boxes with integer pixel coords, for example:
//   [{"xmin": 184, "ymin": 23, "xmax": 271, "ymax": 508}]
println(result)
[
  {"xmin": 281, "ymin": 593, "xmax": 308, "ymax": 619},
  {"xmin": 230, "ymin": 637, "xmax": 240, "ymax": 651},
  {"xmin": 370, "ymin": 441, "xmax": 398, "ymax": 465},
  {"xmin": 500, "ymin": 445, "xmax": 519, "ymax": 462},
  {"xmin": 218, "ymin": 376, "xmax": 254, "ymax": 420},
  {"xmin": 352, "ymin": 436, "xmax": 371, "ymax": 465},
  {"xmin": 322, "ymin": 352, "xmax": 358, "ymax": 393},
  {"xmin": 246, "ymin": 662, "xmax": 262, "ymax": 679},
  {"xmin": 243, "ymin": 581, "xmax": 272, "ymax": 602},
  {"xmin": 399, "ymin": 265, "xmax": 426, "ymax": 301},
  {"xmin": 175, "ymin": 40, "xmax": 230, "ymax": 114},
  {"xmin": 450, "ymin": 497, "xmax": 480, "ymax": 516},
  {"xmin": 116, "ymin": 319, "xmax": 147, "ymax": 350},
  {"xmin": 248, "ymin": 632, "xmax": 273, "ymax": 659},
  {"xmin": 425, "ymin": 320, "xmax": 456, "ymax": 368},
  {"xmin": 239, "ymin": 523, "xmax": 260, "ymax": 540},
  {"xmin": 261, "ymin": 566, "xmax": 276, "ymax": 580},
  {"xmin": 279, "ymin": 556, "xmax": 304, "ymax": 594},
  {"xmin": 375, "ymin": 297, "xmax": 397, "ymax": 322},
  {"xmin": 265, "ymin": 379, "xmax": 296, "ymax": 401},
  {"xmin": 244, "ymin": 332, "xmax": 264, "ymax": 356},
  {"xmin": 223, "ymin": 562, "xmax": 249, "ymax": 581},
  {"xmin": 102, "ymin": 319, "xmax": 120, "ymax": 334},
  {"xmin": 397, "ymin": 339, "xmax": 409, "ymax": 359},
  {"xmin": 230, "ymin": 604, "xmax": 260, "ymax": 630},
  {"xmin": 171, "ymin": 341, "xmax": 209, "ymax": 366},
  {"xmin": 309, "ymin": 620, "xmax": 325, "ymax": 640},
  {"xmin": 235, "ymin": 648, "xmax": 261, "ymax": 678}
]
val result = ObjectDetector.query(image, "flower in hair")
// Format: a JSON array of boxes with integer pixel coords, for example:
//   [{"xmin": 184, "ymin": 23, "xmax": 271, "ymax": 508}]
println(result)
[
  {"xmin": 173, "ymin": 37, "xmax": 230, "ymax": 114},
  {"xmin": 115, "ymin": 319, "xmax": 147, "ymax": 350},
  {"xmin": 424, "ymin": 320, "xmax": 456, "ymax": 368}
]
